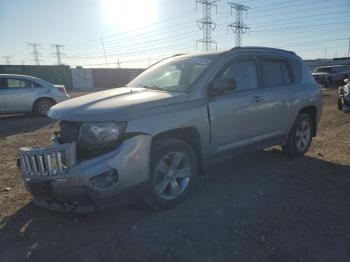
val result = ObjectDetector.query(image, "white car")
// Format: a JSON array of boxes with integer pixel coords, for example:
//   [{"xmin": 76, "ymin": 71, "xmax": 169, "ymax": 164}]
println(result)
[{"xmin": 0, "ymin": 74, "xmax": 70, "ymax": 115}]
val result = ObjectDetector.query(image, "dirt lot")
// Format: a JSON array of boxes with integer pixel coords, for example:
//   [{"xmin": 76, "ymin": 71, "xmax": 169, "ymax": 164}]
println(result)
[{"xmin": 0, "ymin": 89, "xmax": 349, "ymax": 262}]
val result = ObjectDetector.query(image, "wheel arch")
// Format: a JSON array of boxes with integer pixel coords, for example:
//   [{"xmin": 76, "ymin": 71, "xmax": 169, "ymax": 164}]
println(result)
[
  {"xmin": 298, "ymin": 106, "xmax": 317, "ymax": 136},
  {"xmin": 151, "ymin": 127, "xmax": 205, "ymax": 175}
]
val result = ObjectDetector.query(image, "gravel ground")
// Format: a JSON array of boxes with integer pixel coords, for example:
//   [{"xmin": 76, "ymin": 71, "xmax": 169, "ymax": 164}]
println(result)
[{"xmin": 0, "ymin": 89, "xmax": 349, "ymax": 262}]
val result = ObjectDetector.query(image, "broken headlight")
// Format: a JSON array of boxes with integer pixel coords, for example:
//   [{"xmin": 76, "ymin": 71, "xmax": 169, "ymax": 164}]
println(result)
[{"xmin": 78, "ymin": 122, "xmax": 127, "ymax": 156}]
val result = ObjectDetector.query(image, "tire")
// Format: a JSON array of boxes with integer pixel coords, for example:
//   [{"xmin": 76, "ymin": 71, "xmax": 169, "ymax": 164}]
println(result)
[
  {"xmin": 145, "ymin": 138, "xmax": 199, "ymax": 210},
  {"xmin": 282, "ymin": 113, "xmax": 314, "ymax": 157},
  {"xmin": 34, "ymin": 98, "xmax": 55, "ymax": 116}
]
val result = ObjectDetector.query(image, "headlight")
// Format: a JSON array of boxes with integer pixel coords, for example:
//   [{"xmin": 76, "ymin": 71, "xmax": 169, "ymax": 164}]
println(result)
[{"xmin": 78, "ymin": 122, "xmax": 127, "ymax": 151}]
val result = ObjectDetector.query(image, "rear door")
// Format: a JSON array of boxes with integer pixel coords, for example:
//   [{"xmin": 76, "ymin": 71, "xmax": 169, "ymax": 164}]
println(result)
[
  {"xmin": 1, "ymin": 78, "xmax": 38, "ymax": 113},
  {"xmin": 257, "ymin": 56, "xmax": 297, "ymax": 136}
]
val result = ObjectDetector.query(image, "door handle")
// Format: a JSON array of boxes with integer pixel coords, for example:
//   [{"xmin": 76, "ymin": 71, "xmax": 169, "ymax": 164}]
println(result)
[{"xmin": 252, "ymin": 96, "xmax": 264, "ymax": 103}]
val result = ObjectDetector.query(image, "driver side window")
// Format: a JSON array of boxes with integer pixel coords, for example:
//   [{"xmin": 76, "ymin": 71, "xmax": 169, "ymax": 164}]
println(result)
[{"xmin": 220, "ymin": 60, "xmax": 258, "ymax": 91}]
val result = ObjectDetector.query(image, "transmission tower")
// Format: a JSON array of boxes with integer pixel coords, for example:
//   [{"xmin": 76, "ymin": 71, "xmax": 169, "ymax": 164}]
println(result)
[
  {"xmin": 2, "ymin": 56, "xmax": 12, "ymax": 65},
  {"xmin": 27, "ymin": 42, "xmax": 41, "ymax": 65},
  {"xmin": 227, "ymin": 2, "xmax": 250, "ymax": 47},
  {"xmin": 51, "ymin": 44, "xmax": 64, "ymax": 64},
  {"xmin": 196, "ymin": 0, "xmax": 219, "ymax": 51}
]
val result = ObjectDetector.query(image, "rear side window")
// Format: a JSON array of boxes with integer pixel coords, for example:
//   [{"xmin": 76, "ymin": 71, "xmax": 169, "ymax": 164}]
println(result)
[
  {"xmin": 7, "ymin": 78, "xmax": 27, "ymax": 88},
  {"xmin": 261, "ymin": 60, "xmax": 292, "ymax": 87}
]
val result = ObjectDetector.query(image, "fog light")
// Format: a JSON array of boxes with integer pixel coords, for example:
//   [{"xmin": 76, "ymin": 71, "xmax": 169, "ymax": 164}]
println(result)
[{"xmin": 90, "ymin": 170, "xmax": 118, "ymax": 189}]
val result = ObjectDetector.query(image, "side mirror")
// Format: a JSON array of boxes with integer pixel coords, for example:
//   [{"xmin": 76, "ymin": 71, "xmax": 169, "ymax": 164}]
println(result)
[{"xmin": 210, "ymin": 78, "xmax": 236, "ymax": 95}]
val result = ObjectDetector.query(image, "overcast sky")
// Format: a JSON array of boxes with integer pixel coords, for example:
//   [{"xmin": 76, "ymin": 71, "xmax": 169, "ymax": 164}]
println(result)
[{"xmin": 1, "ymin": 0, "xmax": 349, "ymax": 68}]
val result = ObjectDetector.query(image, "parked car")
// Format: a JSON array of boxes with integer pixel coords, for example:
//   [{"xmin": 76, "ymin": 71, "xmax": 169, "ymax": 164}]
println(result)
[
  {"xmin": 17, "ymin": 47, "xmax": 322, "ymax": 212},
  {"xmin": 0, "ymin": 74, "xmax": 70, "ymax": 115},
  {"xmin": 312, "ymin": 65, "xmax": 349, "ymax": 87},
  {"xmin": 337, "ymin": 79, "xmax": 350, "ymax": 112}
]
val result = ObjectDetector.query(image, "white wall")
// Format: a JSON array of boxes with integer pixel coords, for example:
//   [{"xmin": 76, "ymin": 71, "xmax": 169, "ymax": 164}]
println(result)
[{"xmin": 71, "ymin": 68, "xmax": 94, "ymax": 90}]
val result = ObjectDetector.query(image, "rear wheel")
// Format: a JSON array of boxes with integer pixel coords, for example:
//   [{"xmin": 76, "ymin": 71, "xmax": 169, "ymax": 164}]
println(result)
[
  {"xmin": 146, "ymin": 138, "xmax": 199, "ymax": 210},
  {"xmin": 34, "ymin": 98, "xmax": 55, "ymax": 116},
  {"xmin": 282, "ymin": 113, "xmax": 314, "ymax": 157}
]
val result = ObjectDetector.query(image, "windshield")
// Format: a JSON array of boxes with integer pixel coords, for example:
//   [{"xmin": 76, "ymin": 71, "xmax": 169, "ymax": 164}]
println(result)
[
  {"xmin": 314, "ymin": 67, "xmax": 333, "ymax": 73},
  {"xmin": 127, "ymin": 56, "xmax": 215, "ymax": 91}
]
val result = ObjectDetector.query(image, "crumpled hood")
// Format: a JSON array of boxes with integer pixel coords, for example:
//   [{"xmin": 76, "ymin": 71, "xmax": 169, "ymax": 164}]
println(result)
[{"xmin": 48, "ymin": 87, "xmax": 188, "ymax": 122}]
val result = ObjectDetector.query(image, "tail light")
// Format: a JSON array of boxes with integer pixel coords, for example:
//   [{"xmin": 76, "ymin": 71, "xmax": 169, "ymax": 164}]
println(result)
[{"xmin": 56, "ymin": 85, "xmax": 67, "ymax": 95}]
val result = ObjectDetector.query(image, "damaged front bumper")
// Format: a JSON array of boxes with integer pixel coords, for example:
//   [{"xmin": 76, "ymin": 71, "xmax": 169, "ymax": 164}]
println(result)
[{"xmin": 18, "ymin": 135, "xmax": 152, "ymax": 212}]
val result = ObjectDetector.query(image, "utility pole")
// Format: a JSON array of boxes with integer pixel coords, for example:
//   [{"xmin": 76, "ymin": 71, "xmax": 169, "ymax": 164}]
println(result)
[
  {"xmin": 2, "ymin": 56, "xmax": 12, "ymax": 65},
  {"xmin": 51, "ymin": 44, "xmax": 64, "ymax": 64},
  {"xmin": 196, "ymin": 0, "xmax": 219, "ymax": 51},
  {"xmin": 100, "ymin": 37, "xmax": 108, "ymax": 67},
  {"xmin": 27, "ymin": 42, "xmax": 41, "ymax": 65},
  {"xmin": 227, "ymin": 2, "xmax": 250, "ymax": 47}
]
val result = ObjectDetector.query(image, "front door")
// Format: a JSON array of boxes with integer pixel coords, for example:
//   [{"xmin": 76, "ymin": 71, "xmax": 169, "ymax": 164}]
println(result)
[{"xmin": 208, "ymin": 58, "xmax": 283, "ymax": 154}]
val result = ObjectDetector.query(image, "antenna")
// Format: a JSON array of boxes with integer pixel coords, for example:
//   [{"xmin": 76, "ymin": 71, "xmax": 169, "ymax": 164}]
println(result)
[
  {"xmin": 227, "ymin": 2, "xmax": 250, "ymax": 47},
  {"xmin": 196, "ymin": 0, "xmax": 219, "ymax": 51}
]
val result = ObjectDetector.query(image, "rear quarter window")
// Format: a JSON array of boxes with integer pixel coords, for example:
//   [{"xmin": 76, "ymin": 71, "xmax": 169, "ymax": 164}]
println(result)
[{"xmin": 289, "ymin": 59, "xmax": 302, "ymax": 83}]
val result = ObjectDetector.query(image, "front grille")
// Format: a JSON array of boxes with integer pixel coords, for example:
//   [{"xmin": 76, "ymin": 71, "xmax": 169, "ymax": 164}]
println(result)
[{"xmin": 19, "ymin": 143, "xmax": 76, "ymax": 176}]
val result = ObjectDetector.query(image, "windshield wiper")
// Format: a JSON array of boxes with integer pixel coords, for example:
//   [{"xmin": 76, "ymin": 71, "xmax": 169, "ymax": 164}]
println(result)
[{"xmin": 143, "ymin": 85, "xmax": 163, "ymax": 90}]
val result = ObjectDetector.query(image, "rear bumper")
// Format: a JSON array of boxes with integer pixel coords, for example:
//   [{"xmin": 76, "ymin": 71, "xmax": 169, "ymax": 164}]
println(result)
[{"xmin": 20, "ymin": 135, "xmax": 152, "ymax": 212}]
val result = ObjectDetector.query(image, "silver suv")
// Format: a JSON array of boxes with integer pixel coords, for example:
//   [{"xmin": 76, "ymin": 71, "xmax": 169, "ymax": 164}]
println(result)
[{"xmin": 18, "ymin": 47, "xmax": 322, "ymax": 211}]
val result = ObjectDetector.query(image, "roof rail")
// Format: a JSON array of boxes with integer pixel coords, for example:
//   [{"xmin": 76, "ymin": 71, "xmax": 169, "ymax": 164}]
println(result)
[{"xmin": 230, "ymin": 46, "xmax": 296, "ymax": 55}]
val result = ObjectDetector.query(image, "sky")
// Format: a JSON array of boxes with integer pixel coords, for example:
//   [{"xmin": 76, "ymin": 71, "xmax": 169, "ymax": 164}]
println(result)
[{"xmin": 0, "ymin": 0, "xmax": 349, "ymax": 68}]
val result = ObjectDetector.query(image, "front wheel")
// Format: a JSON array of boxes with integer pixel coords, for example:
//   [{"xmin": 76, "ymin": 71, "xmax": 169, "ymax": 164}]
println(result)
[
  {"xmin": 145, "ymin": 138, "xmax": 199, "ymax": 210},
  {"xmin": 282, "ymin": 113, "xmax": 314, "ymax": 157}
]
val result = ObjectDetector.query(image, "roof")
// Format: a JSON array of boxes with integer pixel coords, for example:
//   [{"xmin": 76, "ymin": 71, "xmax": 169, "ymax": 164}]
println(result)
[
  {"xmin": 231, "ymin": 46, "xmax": 296, "ymax": 55},
  {"xmin": 0, "ymin": 74, "xmax": 41, "ymax": 80}
]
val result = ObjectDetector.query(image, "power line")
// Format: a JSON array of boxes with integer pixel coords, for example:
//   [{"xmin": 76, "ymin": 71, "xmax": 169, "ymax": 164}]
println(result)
[
  {"xmin": 2, "ymin": 56, "xmax": 12, "ymax": 65},
  {"xmin": 51, "ymin": 44, "xmax": 64, "ymax": 64},
  {"xmin": 60, "ymin": 2, "xmax": 348, "ymax": 54},
  {"xmin": 27, "ymin": 42, "xmax": 41, "ymax": 65},
  {"xmin": 66, "ymin": 21, "xmax": 349, "ymax": 59},
  {"xmin": 227, "ymin": 2, "xmax": 250, "ymax": 47},
  {"xmin": 100, "ymin": 37, "xmax": 108, "ymax": 67},
  {"xmin": 196, "ymin": 0, "xmax": 219, "ymax": 51}
]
